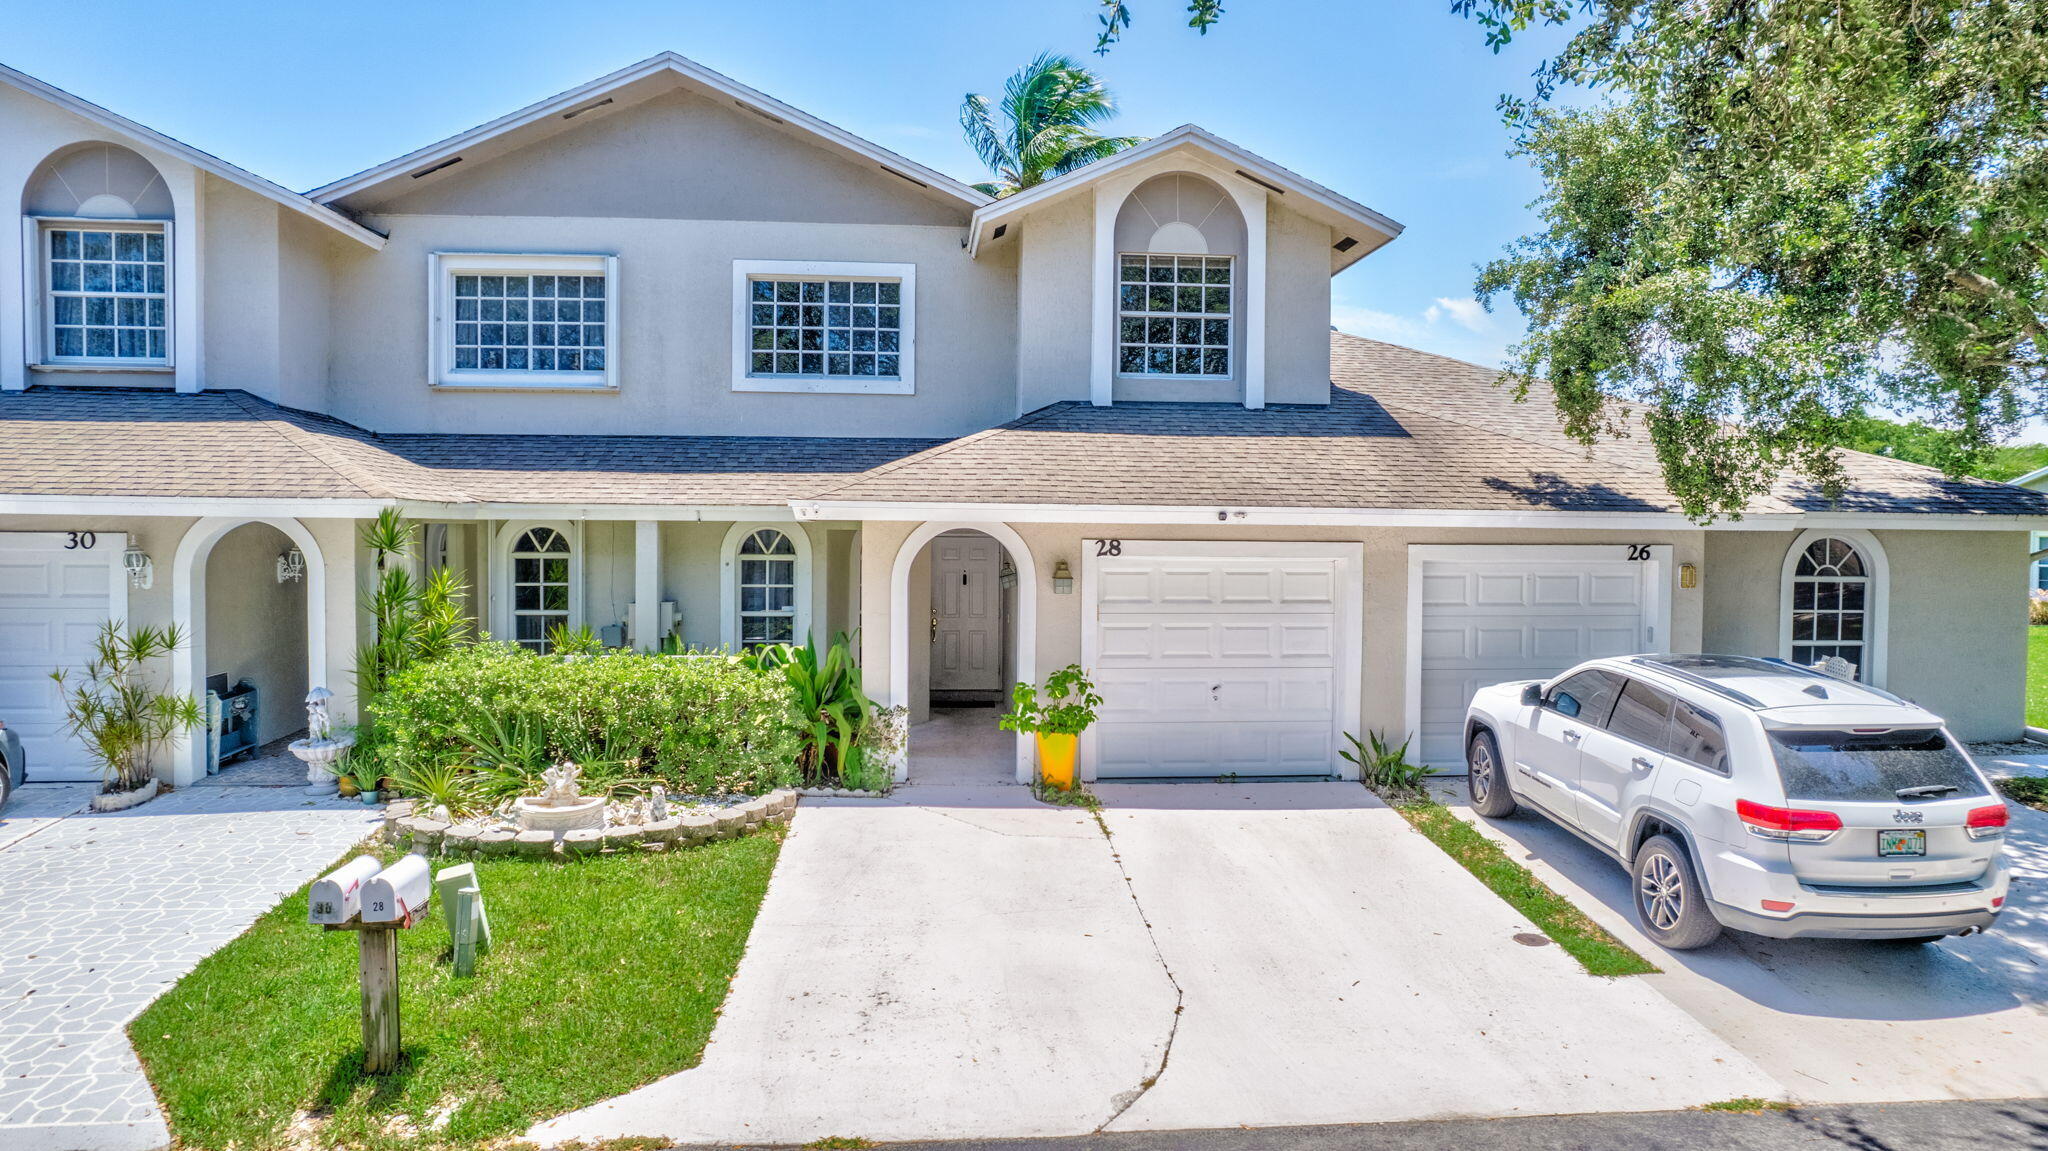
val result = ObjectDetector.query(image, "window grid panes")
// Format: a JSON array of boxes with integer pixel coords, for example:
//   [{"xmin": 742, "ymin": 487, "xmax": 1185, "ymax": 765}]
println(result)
[
  {"xmin": 1117, "ymin": 254, "xmax": 1231, "ymax": 377},
  {"xmin": 452, "ymin": 274, "xmax": 606, "ymax": 373},
  {"xmin": 47, "ymin": 227, "xmax": 166, "ymax": 361},
  {"xmin": 747, "ymin": 278, "xmax": 902, "ymax": 379},
  {"xmin": 736, "ymin": 529, "xmax": 797, "ymax": 649},
  {"xmin": 511, "ymin": 527, "xmax": 571, "ymax": 652},
  {"xmin": 1790, "ymin": 537, "xmax": 1868, "ymax": 678}
]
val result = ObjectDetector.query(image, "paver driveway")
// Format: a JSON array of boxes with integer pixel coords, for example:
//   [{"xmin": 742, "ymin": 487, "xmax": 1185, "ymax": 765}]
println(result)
[
  {"xmin": 0, "ymin": 778, "xmax": 379, "ymax": 1151},
  {"xmin": 535, "ymin": 782, "xmax": 1770, "ymax": 1147}
]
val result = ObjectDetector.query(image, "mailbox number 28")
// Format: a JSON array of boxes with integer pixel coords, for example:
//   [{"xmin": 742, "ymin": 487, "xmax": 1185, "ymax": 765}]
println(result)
[
  {"xmin": 368, "ymin": 898, "xmax": 388, "ymax": 915},
  {"xmin": 65, "ymin": 531, "xmax": 96, "ymax": 550}
]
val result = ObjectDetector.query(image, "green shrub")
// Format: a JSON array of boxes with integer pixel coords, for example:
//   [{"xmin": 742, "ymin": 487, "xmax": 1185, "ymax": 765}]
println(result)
[
  {"xmin": 1342, "ymin": 730, "xmax": 1437, "ymax": 801},
  {"xmin": 374, "ymin": 643, "xmax": 804, "ymax": 796},
  {"xmin": 741, "ymin": 634, "xmax": 875, "ymax": 787}
]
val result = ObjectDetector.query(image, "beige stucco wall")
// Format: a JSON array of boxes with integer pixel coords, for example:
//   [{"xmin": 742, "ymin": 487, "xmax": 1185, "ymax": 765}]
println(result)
[
  {"xmin": 1704, "ymin": 528, "xmax": 2026, "ymax": 740},
  {"xmin": 859, "ymin": 521, "xmax": 1712, "ymax": 757},
  {"xmin": 1264, "ymin": 201, "xmax": 1335, "ymax": 406},
  {"xmin": 202, "ymin": 521, "xmax": 309, "ymax": 744},
  {"xmin": 1014, "ymin": 194, "xmax": 1095, "ymax": 414}
]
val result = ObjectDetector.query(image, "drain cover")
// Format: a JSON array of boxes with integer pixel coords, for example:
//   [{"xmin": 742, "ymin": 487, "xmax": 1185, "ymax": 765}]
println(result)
[{"xmin": 1512, "ymin": 932, "xmax": 1552, "ymax": 947}]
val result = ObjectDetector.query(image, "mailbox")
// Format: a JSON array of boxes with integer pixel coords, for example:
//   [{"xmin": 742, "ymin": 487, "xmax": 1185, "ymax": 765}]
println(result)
[
  {"xmin": 309, "ymin": 856, "xmax": 383, "ymax": 925},
  {"xmin": 361, "ymin": 855, "xmax": 432, "ymax": 926}
]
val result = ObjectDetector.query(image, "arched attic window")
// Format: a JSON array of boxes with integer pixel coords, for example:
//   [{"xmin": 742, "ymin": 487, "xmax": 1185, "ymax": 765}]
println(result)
[
  {"xmin": 23, "ymin": 143, "xmax": 174, "ymax": 366},
  {"xmin": 1112, "ymin": 172, "xmax": 1245, "ymax": 380}
]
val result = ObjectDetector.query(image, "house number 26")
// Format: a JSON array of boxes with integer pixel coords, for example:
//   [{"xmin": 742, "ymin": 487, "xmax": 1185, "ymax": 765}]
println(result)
[
  {"xmin": 65, "ymin": 531, "xmax": 96, "ymax": 550},
  {"xmin": 1625, "ymin": 544, "xmax": 1652, "ymax": 561},
  {"xmin": 1095, "ymin": 539, "xmax": 1123, "ymax": 557}
]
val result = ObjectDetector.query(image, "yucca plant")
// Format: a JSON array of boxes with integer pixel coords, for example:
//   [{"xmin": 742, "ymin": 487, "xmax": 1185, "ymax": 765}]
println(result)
[
  {"xmin": 356, "ymin": 509, "xmax": 473, "ymax": 701},
  {"xmin": 390, "ymin": 758, "xmax": 480, "ymax": 819},
  {"xmin": 1341, "ymin": 730, "xmax": 1438, "ymax": 801},
  {"xmin": 743, "ymin": 632, "xmax": 874, "ymax": 786},
  {"xmin": 51, "ymin": 622, "xmax": 204, "ymax": 794}
]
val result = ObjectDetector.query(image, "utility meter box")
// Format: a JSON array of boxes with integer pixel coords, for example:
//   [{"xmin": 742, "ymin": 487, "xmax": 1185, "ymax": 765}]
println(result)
[
  {"xmin": 361, "ymin": 855, "xmax": 432, "ymax": 926},
  {"xmin": 308, "ymin": 856, "xmax": 383, "ymax": 925}
]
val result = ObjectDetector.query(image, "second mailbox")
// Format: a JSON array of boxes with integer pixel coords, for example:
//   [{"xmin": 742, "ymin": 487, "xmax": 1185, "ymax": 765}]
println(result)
[{"xmin": 361, "ymin": 854, "xmax": 432, "ymax": 926}]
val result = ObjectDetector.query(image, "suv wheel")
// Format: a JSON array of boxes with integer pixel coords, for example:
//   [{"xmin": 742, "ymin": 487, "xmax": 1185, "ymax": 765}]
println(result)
[
  {"xmin": 1632, "ymin": 835, "xmax": 1723, "ymax": 950},
  {"xmin": 1466, "ymin": 730, "xmax": 1516, "ymax": 818}
]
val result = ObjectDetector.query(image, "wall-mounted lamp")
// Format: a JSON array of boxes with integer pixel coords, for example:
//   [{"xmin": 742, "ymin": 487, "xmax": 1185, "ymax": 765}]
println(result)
[
  {"xmin": 998, "ymin": 559, "xmax": 1018, "ymax": 590},
  {"xmin": 1052, "ymin": 559, "xmax": 1074, "ymax": 595},
  {"xmin": 123, "ymin": 543, "xmax": 154, "ymax": 590},
  {"xmin": 1678, "ymin": 562, "xmax": 1699, "ymax": 590},
  {"xmin": 276, "ymin": 546, "xmax": 306, "ymax": 584}
]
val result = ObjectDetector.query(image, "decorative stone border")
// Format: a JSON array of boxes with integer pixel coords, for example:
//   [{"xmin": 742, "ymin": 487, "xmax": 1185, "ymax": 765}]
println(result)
[
  {"xmin": 794, "ymin": 786, "xmax": 891, "ymax": 799},
  {"xmin": 383, "ymin": 789, "xmax": 800, "ymax": 856},
  {"xmin": 89, "ymin": 778, "xmax": 162, "ymax": 813}
]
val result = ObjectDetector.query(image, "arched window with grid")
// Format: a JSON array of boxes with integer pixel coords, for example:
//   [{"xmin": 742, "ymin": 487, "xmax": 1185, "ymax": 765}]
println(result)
[
  {"xmin": 509, "ymin": 527, "xmax": 572, "ymax": 651},
  {"xmin": 1788, "ymin": 536, "xmax": 1872, "ymax": 679},
  {"xmin": 735, "ymin": 529, "xmax": 799, "ymax": 649}
]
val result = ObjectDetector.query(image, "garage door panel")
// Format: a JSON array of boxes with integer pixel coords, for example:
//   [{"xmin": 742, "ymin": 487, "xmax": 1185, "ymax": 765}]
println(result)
[
  {"xmin": 1417, "ymin": 552, "xmax": 1652, "ymax": 769},
  {"xmin": 0, "ymin": 562, "xmax": 53, "ymax": 598},
  {"xmin": 0, "ymin": 534, "xmax": 122, "ymax": 781},
  {"xmin": 1098, "ymin": 559, "xmax": 1336, "ymax": 615},
  {"xmin": 1098, "ymin": 722, "xmax": 1335, "ymax": 777}
]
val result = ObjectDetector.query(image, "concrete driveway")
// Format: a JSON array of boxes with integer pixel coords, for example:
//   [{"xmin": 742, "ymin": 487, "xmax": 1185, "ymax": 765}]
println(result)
[
  {"xmin": 0, "ymin": 776, "xmax": 379, "ymax": 1151},
  {"xmin": 1442, "ymin": 749, "xmax": 2048, "ymax": 1106},
  {"xmin": 535, "ymin": 783, "xmax": 1771, "ymax": 1147}
]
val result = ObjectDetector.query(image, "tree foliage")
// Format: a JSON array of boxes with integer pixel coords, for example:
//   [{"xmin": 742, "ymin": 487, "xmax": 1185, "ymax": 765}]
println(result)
[
  {"xmin": 1094, "ymin": 0, "xmax": 1227, "ymax": 53},
  {"xmin": 1455, "ymin": 0, "xmax": 2048, "ymax": 519},
  {"xmin": 961, "ymin": 52, "xmax": 1141, "ymax": 197}
]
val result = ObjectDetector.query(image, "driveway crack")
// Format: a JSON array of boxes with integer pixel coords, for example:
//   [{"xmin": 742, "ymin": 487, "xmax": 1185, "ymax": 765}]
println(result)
[{"xmin": 1088, "ymin": 808, "xmax": 1183, "ymax": 1132}]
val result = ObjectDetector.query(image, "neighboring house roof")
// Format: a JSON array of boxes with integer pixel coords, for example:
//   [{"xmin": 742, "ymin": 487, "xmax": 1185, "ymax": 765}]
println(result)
[
  {"xmin": 2008, "ymin": 464, "xmax": 2048, "ymax": 490},
  {"xmin": 307, "ymin": 51, "xmax": 990, "ymax": 214},
  {"xmin": 0, "ymin": 388, "xmax": 936, "ymax": 508},
  {"xmin": 0, "ymin": 61, "xmax": 385, "ymax": 249},
  {"xmin": 804, "ymin": 334, "xmax": 2048, "ymax": 519},
  {"xmin": 964, "ymin": 125, "xmax": 1405, "ymax": 273}
]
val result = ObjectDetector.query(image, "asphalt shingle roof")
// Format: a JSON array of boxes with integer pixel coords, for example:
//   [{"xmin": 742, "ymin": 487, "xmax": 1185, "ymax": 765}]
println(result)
[{"xmin": 4, "ymin": 335, "xmax": 2043, "ymax": 520}]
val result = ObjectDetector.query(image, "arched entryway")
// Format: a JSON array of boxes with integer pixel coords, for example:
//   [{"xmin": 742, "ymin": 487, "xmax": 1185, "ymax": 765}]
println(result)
[
  {"xmin": 170, "ymin": 517, "xmax": 327, "ymax": 785},
  {"xmin": 888, "ymin": 522, "xmax": 1036, "ymax": 784}
]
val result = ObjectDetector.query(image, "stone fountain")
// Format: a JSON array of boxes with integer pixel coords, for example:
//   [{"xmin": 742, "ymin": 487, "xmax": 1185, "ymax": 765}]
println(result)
[
  {"xmin": 288, "ymin": 687, "xmax": 353, "ymax": 796},
  {"xmin": 513, "ymin": 761, "xmax": 607, "ymax": 835}
]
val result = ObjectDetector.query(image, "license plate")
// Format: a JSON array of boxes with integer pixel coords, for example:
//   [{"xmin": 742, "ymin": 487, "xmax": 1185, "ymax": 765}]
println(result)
[{"xmin": 1878, "ymin": 829, "xmax": 1927, "ymax": 857}]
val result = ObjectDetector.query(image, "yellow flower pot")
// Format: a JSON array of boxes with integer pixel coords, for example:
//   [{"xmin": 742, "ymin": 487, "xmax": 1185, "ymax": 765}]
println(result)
[
  {"xmin": 1035, "ymin": 732, "xmax": 1078, "ymax": 791},
  {"xmin": 336, "ymin": 776, "xmax": 361, "ymax": 798}
]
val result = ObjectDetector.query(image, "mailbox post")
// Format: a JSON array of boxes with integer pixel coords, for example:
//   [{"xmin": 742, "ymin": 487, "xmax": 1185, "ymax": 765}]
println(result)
[{"xmin": 310, "ymin": 855, "xmax": 431, "ymax": 1075}]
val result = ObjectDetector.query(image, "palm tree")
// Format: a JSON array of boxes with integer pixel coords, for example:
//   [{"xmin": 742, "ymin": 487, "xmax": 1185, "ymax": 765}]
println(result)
[{"xmin": 960, "ymin": 53, "xmax": 1142, "ymax": 198}]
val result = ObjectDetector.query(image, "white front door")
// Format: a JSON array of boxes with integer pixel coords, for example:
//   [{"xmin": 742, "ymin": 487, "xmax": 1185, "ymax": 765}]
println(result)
[
  {"xmin": 1086, "ymin": 540, "xmax": 1361, "ymax": 779},
  {"xmin": 1411, "ymin": 545, "xmax": 1667, "ymax": 769},
  {"xmin": 930, "ymin": 532, "xmax": 1002, "ymax": 694},
  {"xmin": 0, "ymin": 532, "xmax": 127, "ymax": 782}
]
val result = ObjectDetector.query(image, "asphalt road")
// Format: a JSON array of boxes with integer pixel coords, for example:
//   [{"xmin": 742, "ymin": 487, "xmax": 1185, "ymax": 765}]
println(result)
[{"xmin": 690, "ymin": 1099, "xmax": 2048, "ymax": 1150}]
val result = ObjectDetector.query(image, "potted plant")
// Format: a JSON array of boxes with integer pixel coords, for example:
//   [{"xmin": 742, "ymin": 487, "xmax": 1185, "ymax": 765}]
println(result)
[
  {"xmin": 50, "ymin": 622, "xmax": 204, "ymax": 812},
  {"xmin": 998, "ymin": 664, "xmax": 1102, "ymax": 791},
  {"xmin": 334, "ymin": 771, "xmax": 361, "ymax": 798}
]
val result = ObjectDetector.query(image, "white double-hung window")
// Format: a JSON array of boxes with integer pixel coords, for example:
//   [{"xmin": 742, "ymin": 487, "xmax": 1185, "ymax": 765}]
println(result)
[
  {"xmin": 429, "ymin": 252, "xmax": 617, "ymax": 389},
  {"xmin": 41, "ymin": 221, "xmax": 170, "ymax": 366},
  {"xmin": 731, "ymin": 260, "xmax": 914, "ymax": 394},
  {"xmin": 1117, "ymin": 253, "xmax": 1232, "ymax": 377}
]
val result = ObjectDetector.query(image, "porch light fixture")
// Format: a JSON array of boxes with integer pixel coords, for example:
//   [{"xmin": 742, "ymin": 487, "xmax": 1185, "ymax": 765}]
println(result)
[
  {"xmin": 276, "ymin": 546, "xmax": 306, "ymax": 584},
  {"xmin": 1679, "ymin": 562, "xmax": 1699, "ymax": 589},
  {"xmin": 998, "ymin": 560, "xmax": 1018, "ymax": 590},
  {"xmin": 123, "ymin": 543, "xmax": 154, "ymax": 590},
  {"xmin": 1052, "ymin": 560, "xmax": 1074, "ymax": 595}
]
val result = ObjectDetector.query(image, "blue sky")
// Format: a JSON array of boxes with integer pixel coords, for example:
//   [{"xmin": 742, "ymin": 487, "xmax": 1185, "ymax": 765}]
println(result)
[{"xmin": 5, "ymin": 0, "xmax": 1560, "ymax": 371}]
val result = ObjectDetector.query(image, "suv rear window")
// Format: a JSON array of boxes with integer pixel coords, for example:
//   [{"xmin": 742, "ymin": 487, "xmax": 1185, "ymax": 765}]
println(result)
[{"xmin": 1767, "ymin": 729, "xmax": 1989, "ymax": 803}]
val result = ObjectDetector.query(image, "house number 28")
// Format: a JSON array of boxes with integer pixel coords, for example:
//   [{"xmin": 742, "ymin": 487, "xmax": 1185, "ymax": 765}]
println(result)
[
  {"xmin": 65, "ymin": 531, "xmax": 96, "ymax": 550},
  {"xmin": 1095, "ymin": 539, "xmax": 1123, "ymax": 557}
]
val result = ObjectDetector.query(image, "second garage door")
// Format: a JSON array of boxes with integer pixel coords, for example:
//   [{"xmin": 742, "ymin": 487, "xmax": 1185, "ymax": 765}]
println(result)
[
  {"xmin": 1411, "ymin": 545, "xmax": 1668, "ymax": 769},
  {"xmin": 0, "ymin": 532, "xmax": 128, "ymax": 782},
  {"xmin": 1086, "ymin": 541, "xmax": 1360, "ymax": 779}
]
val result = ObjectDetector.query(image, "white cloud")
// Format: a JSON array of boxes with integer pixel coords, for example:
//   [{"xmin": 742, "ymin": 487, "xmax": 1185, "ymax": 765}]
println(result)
[
  {"xmin": 1424, "ymin": 296, "xmax": 1490, "ymax": 332},
  {"xmin": 1328, "ymin": 304, "xmax": 1425, "ymax": 343}
]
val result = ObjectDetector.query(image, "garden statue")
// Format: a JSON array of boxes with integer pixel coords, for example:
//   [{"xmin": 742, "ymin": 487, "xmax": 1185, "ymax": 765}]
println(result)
[
  {"xmin": 513, "ymin": 760, "xmax": 606, "ymax": 836},
  {"xmin": 537, "ymin": 761, "xmax": 582, "ymax": 807},
  {"xmin": 289, "ymin": 686, "xmax": 354, "ymax": 796},
  {"xmin": 650, "ymin": 785, "xmax": 669, "ymax": 821}
]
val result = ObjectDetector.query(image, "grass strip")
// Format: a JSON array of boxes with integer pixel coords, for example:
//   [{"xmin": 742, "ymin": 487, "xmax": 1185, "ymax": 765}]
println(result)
[
  {"xmin": 131, "ymin": 831, "xmax": 782, "ymax": 1151},
  {"xmin": 1999, "ymin": 774, "xmax": 2048, "ymax": 812},
  {"xmin": 1394, "ymin": 800, "xmax": 1660, "ymax": 977}
]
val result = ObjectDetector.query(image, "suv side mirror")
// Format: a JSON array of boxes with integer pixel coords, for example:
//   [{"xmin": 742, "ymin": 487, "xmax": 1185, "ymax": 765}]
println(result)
[{"xmin": 1520, "ymin": 683, "xmax": 1543, "ymax": 707}]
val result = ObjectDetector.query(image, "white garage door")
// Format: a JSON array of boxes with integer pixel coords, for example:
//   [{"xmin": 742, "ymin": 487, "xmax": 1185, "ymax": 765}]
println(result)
[
  {"xmin": 1087, "ymin": 541, "xmax": 1359, "ymax": 779},
  {"xmin": 0, "ymin": 533, "xmax": 127, "ymax": 782},
  {"xmin": 1413, "ymin": 546, "xmax": 1666, "ymax": 769}
]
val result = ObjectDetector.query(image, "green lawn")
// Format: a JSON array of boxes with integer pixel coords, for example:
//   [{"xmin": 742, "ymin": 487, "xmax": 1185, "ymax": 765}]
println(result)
[
  {"xmin": 2029, "ymin": 626, "xmax": 2048, "ymax": 729},
  {"xmin": 131, "ymin": 833, "xmax": 782, "ymax": 1151},
  {"xmin": 1395, "ymin": 801, "xmax": 1659, "ymax": 977}
]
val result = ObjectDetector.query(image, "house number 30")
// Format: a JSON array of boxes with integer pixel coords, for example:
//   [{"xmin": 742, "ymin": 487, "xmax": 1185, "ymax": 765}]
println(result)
[{"xmin": 65, "ymin": 531, "xmax": 96, "ymax": 550}]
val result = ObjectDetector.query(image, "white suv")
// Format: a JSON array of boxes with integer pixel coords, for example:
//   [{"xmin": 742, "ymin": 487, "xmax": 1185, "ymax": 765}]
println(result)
[{"xmin": 1463, "ymin": 654, "xmax": 2012, "ymax": 949}]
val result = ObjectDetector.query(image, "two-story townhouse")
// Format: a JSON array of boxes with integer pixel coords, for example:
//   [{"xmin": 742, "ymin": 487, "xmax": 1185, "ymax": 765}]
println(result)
[{"xmin": 2, "ymin": 51, "xmax": 2042, "ymax": 792}]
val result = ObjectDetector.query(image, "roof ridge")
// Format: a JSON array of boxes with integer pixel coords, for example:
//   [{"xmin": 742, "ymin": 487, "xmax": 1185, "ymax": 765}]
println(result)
[
  {"xmin": 800, "ymin": 402, "xmax": 1079, "ymax": 501},
  {"xmin": 219, "ymin": 390, "xmax": 399, "ymax": 500}
]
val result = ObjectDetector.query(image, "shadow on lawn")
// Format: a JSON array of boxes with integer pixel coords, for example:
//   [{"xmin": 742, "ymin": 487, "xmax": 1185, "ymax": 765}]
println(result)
[{"xmin": 315, "ymin": 1045, "xmax": 429, "ymax": 1114}]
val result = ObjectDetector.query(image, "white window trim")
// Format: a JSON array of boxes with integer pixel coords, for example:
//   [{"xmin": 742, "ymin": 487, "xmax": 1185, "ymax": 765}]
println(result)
[
  {"xmin": 719, "ymin": 521, "xmax": 812, "ymax": 649},
  {"xmin": 428, "ymin": 252, "xmax": 618, "ymax": 391},
  {"xmin": 1114, "ymin": 251, "xmax": 1235, "ymax": 382},
  {"xmin": 491, "ymin": 520, "xmax": 582, "ymax": 648},
  {"xmin": 23, "ymin": 216, "xmax": 174, "ymax": 371},
  {"xmin": 1778, "ymin": 528, "xmax": 1889, "ymax": 687},
  {"xmin": 730, "ymin": 259, "xmax": 914, "ymax": 396}
]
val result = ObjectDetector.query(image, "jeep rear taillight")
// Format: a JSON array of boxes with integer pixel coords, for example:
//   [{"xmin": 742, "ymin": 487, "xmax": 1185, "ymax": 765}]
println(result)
[
  {"xmin": 1737, "ymin": 799, "xmax": 1843, "ymax": 842},
  {"xmin": 1966, "ymin": 804, "xmax": 2010, "ymax": 840}
]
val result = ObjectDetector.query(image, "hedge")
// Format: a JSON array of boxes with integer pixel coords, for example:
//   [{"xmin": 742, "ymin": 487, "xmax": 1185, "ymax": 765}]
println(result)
[{"xmin": 372, "ymin": 643, "xmax": 804, "ymax": 795}]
